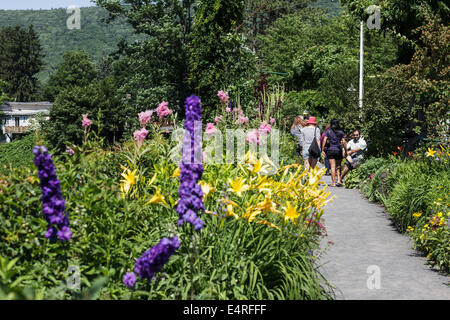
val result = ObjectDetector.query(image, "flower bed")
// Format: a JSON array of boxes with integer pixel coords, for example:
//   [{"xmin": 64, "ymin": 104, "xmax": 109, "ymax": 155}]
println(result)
[
  {"xmin": 344, "ymin": 146, "xmax": 450, "ymax": 271},
  {"xmin": 0, "ymin": 95, "xmax": 334, "ymax": 299}
]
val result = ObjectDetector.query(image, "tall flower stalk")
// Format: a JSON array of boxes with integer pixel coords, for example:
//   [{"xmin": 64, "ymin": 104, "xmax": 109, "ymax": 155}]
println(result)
[
  {"xmin": 176, "ymin": 95, "xmax": 205, "ymax": 230},
  {"xmin": 33, "ymin": 145, "xmax": 72, "ymax": 242},
  {"xmin": 175, "ymin": 95, "xmax": 206, "ymax": 299}
]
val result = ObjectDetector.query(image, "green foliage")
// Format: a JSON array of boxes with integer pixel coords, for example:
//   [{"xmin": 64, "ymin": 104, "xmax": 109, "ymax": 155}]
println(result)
[
  {"xmin": 0, "ymin": 7, "xmax": 145, "ymax": 83},
  {"xmin": 95, "ymin": 0, "xmax": 192, "ymax": 117},
  {"xmin": 341, "ymin": 0, "xmax": 449, "ymax": 63},
  {"xmin": 45, "ymin": 50, "xmax": 98, "ymax": 101},
  {"xmin": 309, "ymin": 0, "xmax": 344, "ymax": 17},
  {"xmin": 241, "ymin": 0, "xmax": 313, "ymax": 52},
  {"xmin": 43, "ymin": 77, "xmax": 132, "ymax": 152},
  {"xmin": 342, "ymin": 168, "xmax": 361, "ymax": 189},
  {"xmin": 282, "ymin": 90, "xmax": 328, "ymax": 122},
  {"xmin": 0, "ymin": 133, "xmax": 36, "ymax": 174},
  {"xmin": 0, "ymin": 132, "xmax": 334, "ymax": 299},
  {"xmin": 111, "ymin": 23, "xmax": 188, "ymax": 118},
  {"xmin": 0, "ymin": 25, "xmax": 43, "ymax": 101},
  {"xmin": 188, "ymin": 0, "xmax": 258, "ymax": 118},
  {"xmin": 350, "ymin": 148, "xmax": 450, "ymax": 271},
  {"xmin": 0, "ymin": 80, "xmax": 10, "ymax": 104}
]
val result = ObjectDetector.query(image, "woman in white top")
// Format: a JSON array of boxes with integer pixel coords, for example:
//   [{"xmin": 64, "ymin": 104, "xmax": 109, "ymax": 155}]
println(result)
[{"xmin": 299, "ymin": 116, "xmax": 321, "ymax": 170}]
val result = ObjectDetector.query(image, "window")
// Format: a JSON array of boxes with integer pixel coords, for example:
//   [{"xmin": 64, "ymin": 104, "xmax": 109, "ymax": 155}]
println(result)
[{"xmin": 15, "ymin": 117, "xmax": 20, "ymax": 127}]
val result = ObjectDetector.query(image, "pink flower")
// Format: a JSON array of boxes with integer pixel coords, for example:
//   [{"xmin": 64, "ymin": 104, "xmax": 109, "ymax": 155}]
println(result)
[
  {"xmin": 259, "ymin": 122, "xmax": 272, "ymax": 135},
  {"xmin": 269, "ymin": 117, "xmax": 275, "ymax": 124},
  {"xmin": 66, "ymin": 146, "xmax": 75, "ymax": 155},
  {"xmin": 156, "ymin": 101, "xmax": 172, "ymax": 118},
  {"xmin": 133, "ymin": 127, "xmax": 149, "ymax": 147},
  {"xmin": 217, "ymin": 90, "xmax": 229, "ymax": 104},
  {"xmin": 225, "ymin": 107, "xmax": 231, "ymax": 113},
  {"xmin": 81, "ymin": 114, "xmax": 91, "ymax": 128},
  {"xmin": 205, "ymin": 123, "xmax": 217, "ymax": 135},
  {"xmin": 214, "ymin": 115, "xmax": 223, "ymax": 124},
  {"xmin": 246, "ymin": 129, "xmax": 259, "ymax": 145},
  {"xmin": 238, "ymin": 115, "xmax": 249, "ymax": 125},
  {"xmin": 138, "ymin": 110, "xmax": 153, "ymax": 127},
  {"xmin": 233, "ymin": 107, "xmax": 244, "ymax": 116}
]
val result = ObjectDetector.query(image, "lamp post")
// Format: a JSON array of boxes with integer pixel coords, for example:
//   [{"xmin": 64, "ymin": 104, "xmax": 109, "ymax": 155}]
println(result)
[{"xmin": 359, "ymin": 20, "xmax": 364, "ymax": 119}]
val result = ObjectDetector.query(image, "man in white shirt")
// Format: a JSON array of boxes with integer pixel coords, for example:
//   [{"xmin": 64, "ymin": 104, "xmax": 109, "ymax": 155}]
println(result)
[{"xmin": 341, "ymin": 129, "xmax": 367, "ymax": 180}]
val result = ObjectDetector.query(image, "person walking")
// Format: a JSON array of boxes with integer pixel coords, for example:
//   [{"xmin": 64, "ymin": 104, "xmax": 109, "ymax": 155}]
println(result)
[
  {"xmin": 299, "ymin": 116, "xmax": 321, "ymax": 170},
  {"xmin": 321, "ymin": 119, "xmax": 347, "ymax": 187},
  {"xmin": 290, "ymin": 116, "xmax": 307, "ymax": 161},
  {"xmin": 320, "ymin": 123, "xmax": 331, "ymax": 175}
]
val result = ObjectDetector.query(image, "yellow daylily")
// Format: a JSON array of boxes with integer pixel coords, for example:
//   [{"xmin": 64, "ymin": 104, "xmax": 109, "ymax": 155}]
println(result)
[
  {"xmin": 199, "ymin": 181, "xmax": 216, "ymax": 199},
  {"xmin": 248, "ymin": 158, "xmax": 263, "ymax": 174},
  {"xmin": 145, "ymin": 188, "xmax": 167, "ymax": 205},
  {"xmin": 425, "ymin": 148, "xmax": 436, "ymax": 157},
  {"xmin": 255, "ymin": 220, "xmax": 280, "ymax": 231},
  {"xmin": 120, "ymin": 166, "xmax": 138, "ymax": 197},
  {"xmin": 242, "ymin": 206, "xmax": 262, "ymax": 222},
  {"xmin": 171, "ymin": 167, "xmax": 180, "ymax": 178},
  {"xmin": 412, "ymin": 212, "xmax": 422, "ymax": 218},
  {"xmin": 407, "ymin": 226, "xmax": 414, "ymax": 232},
  {"xmin": 121, "ymin": 167, "xmax": 137, "ymax": 186},
  {"xmin": 283, "ymin": 201, "xmax": 300, "ymax": 224},
  {"xmin": 221, "ymin": 198, "xmax": 239, "ymax": 207},
  {"xmin": 256, "ymin": 196, "xmax": 279, "ymax": 213},
  {"xmin": 227, "ymin": 177, "xmax": 250, "ymax": 196},
  {"xmin": 225, "ymin": 204, "xmax": 239, "ymax": 219}
]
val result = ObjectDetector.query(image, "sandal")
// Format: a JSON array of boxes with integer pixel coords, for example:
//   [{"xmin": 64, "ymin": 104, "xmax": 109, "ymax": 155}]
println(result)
[{"xmin": 336, "ymin": 182, "xmax": 343, "ymax": 187}]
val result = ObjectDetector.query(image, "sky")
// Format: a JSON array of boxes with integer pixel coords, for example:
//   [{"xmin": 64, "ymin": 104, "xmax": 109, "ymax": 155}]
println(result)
[{"xmin": 0, "ymin": 0, "xmax": 96, "ymax": 10}]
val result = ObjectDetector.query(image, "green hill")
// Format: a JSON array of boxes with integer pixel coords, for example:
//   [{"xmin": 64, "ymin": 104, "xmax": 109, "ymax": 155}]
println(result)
[
  {"xmin": 310, "ymin": 0, "xmax": 344, "ymax": 17},
  {"xmin": 0, "ymin": 6, "xmax": 146, "ymax": 83},
  {"xmin": 0, "ymin": 3, "xmax": 342, "ymax": 85}
]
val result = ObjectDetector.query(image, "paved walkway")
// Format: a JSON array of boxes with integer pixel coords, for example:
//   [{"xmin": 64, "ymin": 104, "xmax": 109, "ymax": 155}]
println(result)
[{"xmin": 317, "ymin": 174, "xmax": 449, "ymax": 300}]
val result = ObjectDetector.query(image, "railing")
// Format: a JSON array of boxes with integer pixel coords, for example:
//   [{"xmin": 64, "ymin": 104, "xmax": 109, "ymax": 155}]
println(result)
[{"xmin": 4, "ymin": 126, "xmax": 29, "ymax": 134}]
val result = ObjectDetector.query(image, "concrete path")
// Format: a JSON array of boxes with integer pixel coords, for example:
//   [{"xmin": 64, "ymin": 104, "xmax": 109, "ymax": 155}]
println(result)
[{"xmin": 317, "ymin": 174, "xmax": 449, "ymax": 300}]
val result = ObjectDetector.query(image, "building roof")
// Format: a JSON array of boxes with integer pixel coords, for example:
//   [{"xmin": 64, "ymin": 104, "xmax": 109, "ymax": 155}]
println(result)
[{"xmin": 0, "ymin": 101, "xmax": 52, "ymax": 116}]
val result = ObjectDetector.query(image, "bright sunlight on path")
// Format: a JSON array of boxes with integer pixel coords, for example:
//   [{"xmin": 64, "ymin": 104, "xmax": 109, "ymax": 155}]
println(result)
[{"xmin": 317, "ymin": 174, "xmax": 449, "ymax": 300}]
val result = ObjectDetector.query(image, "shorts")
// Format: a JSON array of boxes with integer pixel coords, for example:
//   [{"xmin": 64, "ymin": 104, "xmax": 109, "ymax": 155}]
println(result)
[{"xmin": 326, "ymin": 149, "xmax": 343, "ymax": 160}]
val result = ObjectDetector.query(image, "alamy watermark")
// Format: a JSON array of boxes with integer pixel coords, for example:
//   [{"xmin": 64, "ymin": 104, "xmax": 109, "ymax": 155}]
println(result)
[
  {"xmin": 366, "ymin": 265, "xmax": 381, "ymax": 289},
  {"xmin": 366, "ymin": 5, "xmax": 381, "ymax": 30},
  {"xmin": 67, "ymin": 5, "xmax": 81, "ymax": 30},
  {"xmin": 67, "ymin": 265, "xmax": 81, "ymax": 290},
  {"xmin": 169, "ymin": 122, "xmax": 280, "ymax": 175}
]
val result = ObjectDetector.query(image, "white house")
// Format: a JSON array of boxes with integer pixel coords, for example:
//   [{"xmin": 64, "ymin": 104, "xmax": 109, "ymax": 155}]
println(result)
[{"xmin": 0, "ymin": 101, "xmax": 52, "ymax": 143}]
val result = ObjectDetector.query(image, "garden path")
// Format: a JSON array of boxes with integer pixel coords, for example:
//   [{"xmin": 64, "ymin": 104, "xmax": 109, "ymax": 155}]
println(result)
[{"xmin": 317, "ymin": 173, "xmax": 450, "ymax": 300}]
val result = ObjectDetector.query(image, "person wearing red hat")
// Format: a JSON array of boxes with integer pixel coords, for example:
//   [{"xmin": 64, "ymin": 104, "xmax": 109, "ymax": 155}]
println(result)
[{"xmin": 299, "ymin": 116, "xmax": 321, "ymax": 169}]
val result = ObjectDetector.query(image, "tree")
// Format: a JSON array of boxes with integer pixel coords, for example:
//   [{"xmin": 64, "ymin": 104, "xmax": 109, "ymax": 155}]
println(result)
[
  {"xmin": 95, "ymin": 0, "xmax": 194, "ymax": 116},
  {"xmin": 188, "ymin": 0, "xmax": 257, "ymax": 118},
  {"xmin": 240, "ymin": 0, "xmax": 312, "ymax": 52},
  {"xmin": 340, "ymin": 0, "xmax": 450, "ymax": 63},
  {"xmin": 390, "ymin": 8, "xmax": 449, "ymax": 141},
  {"xmin": 45, "ymin": 50, "xmax": 97, "ymax": 101},
  {"xmin": 0, "ymin": 80, "xmax": 10, "ymax": 105},
  {"xmin": 43, "ymin": 77, "xmax": 132, "ymax": 152},
  {"xmin": 0, "ymin": 25, "xmax": 44, "ymax": 101}
]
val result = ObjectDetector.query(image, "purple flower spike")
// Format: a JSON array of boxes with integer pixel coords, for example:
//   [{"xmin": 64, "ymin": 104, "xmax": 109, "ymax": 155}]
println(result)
[
  {"xmin": 33, "ymin": 145, "xmax": 72, "ymax": 242},
  {"xmin": 123, "ymin": 272, "xmax": 137, "ymax": 288},
  {"xmin": 134, "ymin": 237, "xmax": 180, "ymax": 282},
  {"xmin": 176, "ymin": 95, "xmax": 205, "ymax": 230}
]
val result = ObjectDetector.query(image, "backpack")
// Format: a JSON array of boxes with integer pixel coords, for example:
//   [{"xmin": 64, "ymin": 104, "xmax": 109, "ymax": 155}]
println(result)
[{"xmin": 308, "ymin": 127, "xmax": 321, "ymax": 158}]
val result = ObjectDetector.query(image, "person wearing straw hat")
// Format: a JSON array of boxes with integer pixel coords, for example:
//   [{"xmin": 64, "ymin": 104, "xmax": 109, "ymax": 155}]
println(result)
[
  {"xmin": 299, "ymin": 116, "xmax": 321, "ymax": 169},
  {"xmin": 302, "ymin": 110, "xmax": 310, "ymax": 120}
]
